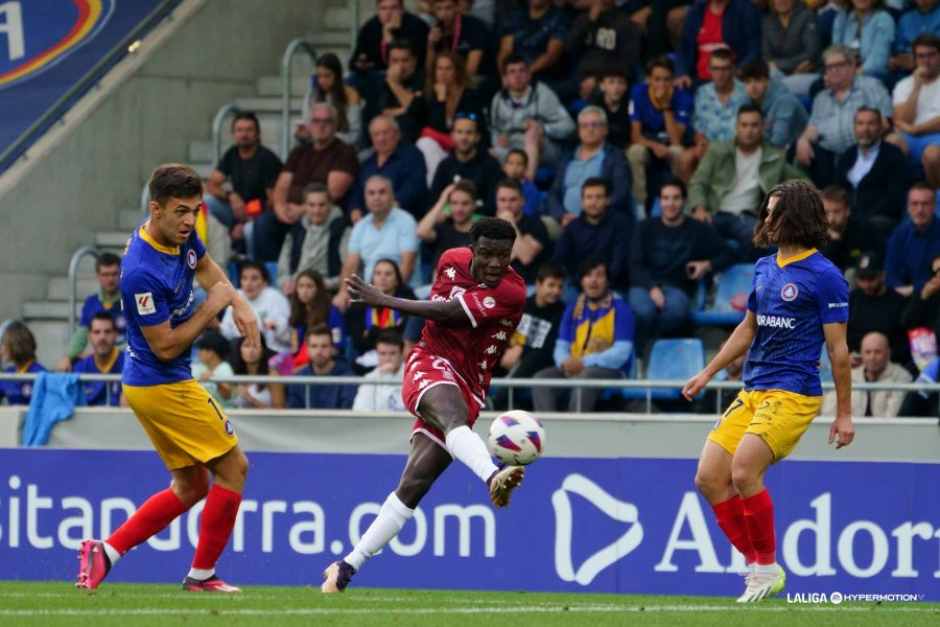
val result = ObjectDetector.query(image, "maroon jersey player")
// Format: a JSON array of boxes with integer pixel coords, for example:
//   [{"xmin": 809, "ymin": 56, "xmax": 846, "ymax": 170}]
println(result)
[{"xmin": 321, "ymin": 218, "xmax": 527, "ymax": 593}]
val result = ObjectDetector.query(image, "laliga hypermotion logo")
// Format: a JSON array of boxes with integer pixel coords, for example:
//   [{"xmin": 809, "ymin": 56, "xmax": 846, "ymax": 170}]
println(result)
[
  {"xmin": 552, "ymin": 474, "xmax": 644, "ymax": 585},
  {"xmin": 0, "ymin": 0, "xmax": 113, "ymax": 90}
]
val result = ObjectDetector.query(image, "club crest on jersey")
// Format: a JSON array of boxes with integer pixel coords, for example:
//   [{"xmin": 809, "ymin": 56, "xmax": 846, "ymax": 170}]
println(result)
[
  {"xmin": 780, "ymin": 283, "xmax": 798, "ymax": 302},
  {"xmin": 483, "ymin": 296, "xmax": 496, "ymax": 309},
  {"xmin": 186, "ymin": 249, "xmax": 197, "ymax": 269}
]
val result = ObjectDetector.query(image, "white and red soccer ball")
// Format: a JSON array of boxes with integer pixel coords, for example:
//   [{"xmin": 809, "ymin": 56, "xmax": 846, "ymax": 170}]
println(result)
[{"xmin": 488, "ymin": 410, "xmax": 545, "ymax": 466}]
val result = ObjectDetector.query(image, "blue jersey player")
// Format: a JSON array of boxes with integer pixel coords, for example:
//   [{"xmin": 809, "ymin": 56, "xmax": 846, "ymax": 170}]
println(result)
[
  {"xmin": 76, "ymin": 164, "xmax": 260, "ymax": 593},
  {"xmin": 683, "ymin": 180, "xmax": 854, "ymax": 603}
]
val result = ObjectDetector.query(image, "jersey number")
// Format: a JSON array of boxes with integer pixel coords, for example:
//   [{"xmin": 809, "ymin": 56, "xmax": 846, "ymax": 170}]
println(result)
[{"xmin": 715, "ymin": 398, "xmax": 744, "ymax": 428}]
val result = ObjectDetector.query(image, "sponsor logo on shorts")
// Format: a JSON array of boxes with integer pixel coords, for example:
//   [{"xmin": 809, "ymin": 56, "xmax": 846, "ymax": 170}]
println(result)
[
  {"xmin": 757, "ymin": 314, "xmax": 797, "ymax": 329},
  {"xmin": 780, "ymin": 283, "xmax": 799, "ymax": 302},
  {"xmin": 186, "ymin": 249, "xmax": 197, "ymax": 269},
  {"xmin": 134, "ymin": 292, "xmax": 156, "ymax": 315}
]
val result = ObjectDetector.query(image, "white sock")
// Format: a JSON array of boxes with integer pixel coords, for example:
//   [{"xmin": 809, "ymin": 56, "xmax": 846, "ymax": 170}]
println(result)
[
  {"xmin": 187, "ymin": 567, "xmax": 215, "ymax": 580},
  {"xmin": 754, "ymin": 562, "xmax": 778, "ymax": 575},
  {"xmin": 445, "ymin": 425, "xmax": 499, "ymax": 483},
  {"xmin": 344, "ymin": 492, "xmax": 413, "ymax": 571},
  {"xmin": 102, "ymin": 541, "xmax": 121, "ymax": 567}
]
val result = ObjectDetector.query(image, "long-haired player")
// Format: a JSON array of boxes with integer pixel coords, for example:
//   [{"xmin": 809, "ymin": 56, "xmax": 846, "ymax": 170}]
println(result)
[{"xmin": 682, "ymin": 180, "xmax": 854, "ymax": 602}]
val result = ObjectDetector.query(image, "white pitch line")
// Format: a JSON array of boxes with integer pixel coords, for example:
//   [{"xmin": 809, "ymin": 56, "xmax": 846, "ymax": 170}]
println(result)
[{"xmin": 0, "ymin": 605, "xmax": 938, "ymax": 617}]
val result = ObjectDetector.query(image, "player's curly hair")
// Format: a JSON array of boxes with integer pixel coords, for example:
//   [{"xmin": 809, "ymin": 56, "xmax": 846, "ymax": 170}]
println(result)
[
  {"xmin": 752, "ymin": 180, "xmax": 829, "ymax": 250},
  {"xmin": 471, "ymin": 217, "xmax": 517, "ymax": 243}
]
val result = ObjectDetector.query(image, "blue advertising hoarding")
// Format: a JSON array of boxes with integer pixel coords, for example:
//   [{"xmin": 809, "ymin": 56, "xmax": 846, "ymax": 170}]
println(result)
[
  {"xmin": 0, "ymin": 0, "xmax": 179, "ymax": 172},
  {"xmin": 0, "ymin": 448, "xmax": 938, "ymax": 600}
]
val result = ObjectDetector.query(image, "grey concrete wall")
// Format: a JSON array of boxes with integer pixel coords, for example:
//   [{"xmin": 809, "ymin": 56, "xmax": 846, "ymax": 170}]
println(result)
[{"xmin": 0, "ymin": 0, "xmax": 327, "ymax": 320}]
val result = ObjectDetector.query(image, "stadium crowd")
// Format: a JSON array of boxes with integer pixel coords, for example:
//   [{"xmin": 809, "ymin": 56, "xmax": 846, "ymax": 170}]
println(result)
[{"xmin": 3, "ymin": 0, "xmax": 940, "ymax": 416}]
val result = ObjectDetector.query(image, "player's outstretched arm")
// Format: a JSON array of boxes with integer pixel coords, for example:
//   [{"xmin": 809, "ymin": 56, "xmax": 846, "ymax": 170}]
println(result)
[
  {"xmin": 824, "ymin": 321, "xmax": 855, "ymax": 449},
  {"xmin": 682, "ymin": 311, "xmax": 757, "ymax": 400},
  {"xmin": 345, "ymin": 274, "xmax": 467, "ymax": 323},
  {"xmin": 141, "ymin": 282, "xmax": 236, "ymax": 361},
  {"xmin": 195, "ymin": 253, "xmax": 260, "ymax": 349}
]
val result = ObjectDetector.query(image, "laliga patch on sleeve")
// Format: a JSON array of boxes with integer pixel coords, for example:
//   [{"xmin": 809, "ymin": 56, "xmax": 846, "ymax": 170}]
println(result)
[{"xmin": 135, "ymin": 292, "xmax": 156, "ymax": 315}]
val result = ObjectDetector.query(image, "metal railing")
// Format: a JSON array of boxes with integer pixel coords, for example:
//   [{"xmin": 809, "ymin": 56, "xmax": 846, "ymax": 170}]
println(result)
[
  {"xmin": 67, "ymin": 246, "xmax": 99, "ymax": 336},
  {"xmin": 280, "ymin": 39, "xmax": 317, "ymax": 160},
  {"xmin": 4, "ymin": 373, "xmax": 939, "ymax": 417},
  {"xmin": 211, "ymin": 103, "xmax": 241, "ymax": 165},
  {"xmin": 350, "ymin": 1, "xmax": 360, "ymax": 53}
]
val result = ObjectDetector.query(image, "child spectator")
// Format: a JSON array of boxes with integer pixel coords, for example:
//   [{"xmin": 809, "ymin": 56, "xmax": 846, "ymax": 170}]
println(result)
[
  {"xmin": 592, "ymin": 67, "xmax": 631, "ymax": 150},
  {"xmin": 230, "ymin": 335, "xmax": 285, "ymax": 409},
  {"xmin": 192, "ymin": 330, "xmax": 234, "ymax": 408},
  {"xmin": 289, "ymin": 270, "xmax": 346, "ymax": 371},
  {"xmin": 502, "ymin": 149, "xmax": 543, "ymax": 218},
  {"xmin": 298, "ymin": 53, "xmax": 364, "ymax": 148}
]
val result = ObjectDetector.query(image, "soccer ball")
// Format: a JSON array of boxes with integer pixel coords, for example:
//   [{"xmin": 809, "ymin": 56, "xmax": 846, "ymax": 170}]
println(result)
[{"xmin": 488, "ymin": 410, "xmax": 546, "ymax": 466}]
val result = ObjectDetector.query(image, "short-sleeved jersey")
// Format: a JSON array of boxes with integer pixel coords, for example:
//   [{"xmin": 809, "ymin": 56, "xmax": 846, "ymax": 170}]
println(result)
[
  {"xmin": 80, "ymin": 294, "xmax": 127, "ymax": 344},
  {"xmin": 744, "ymin": 249, "xmax": 849, "ymax": 396},
  {"xmin": 0, "ymin": 362, "xmax": 45, "ymax": 405},
  {"xmin": 121, "ymin": 225, "xmax": 206, "ymax": 386},
  {"xmin": 417, "ymin": 247, "xmax": 526, "ymax": 401},
  {"xmin": 73, "ymin": 350, "xmax": 124, "ymax": 406}
]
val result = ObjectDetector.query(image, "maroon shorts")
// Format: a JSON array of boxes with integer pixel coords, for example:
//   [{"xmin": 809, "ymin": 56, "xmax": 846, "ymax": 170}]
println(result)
[{"xmin": 402, "ymin": 348, "xmax": 485, "ymax": 450}]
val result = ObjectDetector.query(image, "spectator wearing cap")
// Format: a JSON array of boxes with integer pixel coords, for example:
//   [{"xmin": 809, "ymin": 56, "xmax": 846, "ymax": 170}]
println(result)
[
  {"xmin": 822, "ymin": 331, "xmax": 912, "ymax": 417},
  {"xmin": 350, "ymin": 0, "xmax": 430, "ymax": 77},
  {"xmin": 739, "ymin": 59, "xmax": 808, "ymax": 150},
  {"xmin": 73, "ymin": 313, "xmax": 124, "ymax": 407},
  {"xmin": 902, "ymin": 251, "xmax": 940, "ymax": 356},
  {"xmin": 835, "ymin": 107, "xmax": 910, "ymax": 240},
  {"xmin": 849, "ymin": 251, "xmax": 912, "ymax": 367},
  {"xmin": 674, "ymin": 0, "xmax": 763, "ymax": 89},
  {"xmin": 890, "ymin": 33, "xmax": 940, "ymax": 186},
  {"xmin": 794, "ymin": 45, "xmax": 892, "ymax": 188},
  {"xmin": 192, "ymin": 330, "xmax": 235, "ymax": 408},
  {"xmin": 626, "ymin": 56, "xmax": 694, "ymax": 209},
  {"xmin": 56, "ymin": 253, "xmax": 125, "ymax": 372},
  {"xmin": 885, "ymin": 183, "xmax": 940, "ymax": 297},
  {"xmin": 0, "ymin": 322, "xmax": 45, "ymax": 406},
  {"xmin": 489, "ymin": 55, "xmax": 575, "ymax": 181},
  {"xmin": 220, "ymin": 261, "xmax": 292, "ymax": 354},
  {"xmin": 427, "ymin": 113, "xmax": 503, "ymax": 215},
  {"xmin": 545, "ymin": 106, "xmax": 633, "ymax": 225},
  {"xmin": 819, "ymin": 185, "xmax": 877, "ymax": 272}
]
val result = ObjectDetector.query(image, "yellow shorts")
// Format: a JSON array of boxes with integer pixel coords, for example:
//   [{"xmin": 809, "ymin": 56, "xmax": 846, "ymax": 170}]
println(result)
[
  {"xmin": 708, "ymin": 389, "xmax": 822, "ymax": 461},
  {"xmin": 123, "ymin": 380, "xmax": 238, "ymax": 470}
]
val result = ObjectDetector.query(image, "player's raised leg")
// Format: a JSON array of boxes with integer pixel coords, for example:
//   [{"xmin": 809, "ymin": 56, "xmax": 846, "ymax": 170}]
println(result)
[
  {"xmin": 183, "ymin": 445, "xmax": 249, "ymax": 592},
  {"xmin": 731, "ymin": 434, "xmax": 784, "ymax": 602},
  {"xmin": 322, "ymin": 433, "xmax": 452, "ymax": 593},
  {"xmin": 694, "ymin": 439, "xmax": 757, "ymax": 601},
  {"xmin": 76, "ymin": 465, "xmax": 209, "ymax": 590},
  {"xmin": 421, "ymin": 385, "xmax": 524, "ymax": 507}
]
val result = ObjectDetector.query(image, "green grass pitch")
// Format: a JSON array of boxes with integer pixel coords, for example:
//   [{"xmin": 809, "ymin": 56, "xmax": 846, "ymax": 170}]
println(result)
[{"xmin": 1, "ymin": 582, "xmax": 939, "ymax": 626}]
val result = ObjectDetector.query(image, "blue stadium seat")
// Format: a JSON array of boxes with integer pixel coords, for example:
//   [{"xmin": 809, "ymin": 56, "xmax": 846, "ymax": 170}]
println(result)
[
  {"xmin": 265, "ymin": 262, "xmax": 278, "ymax": 285},
  {"xmin": 623, "ymin": 338, "xmax": 705, "ymax": 401},
  {"xmin": 691, "ymin": 264, "xmax": 754, "ymax": 326}
]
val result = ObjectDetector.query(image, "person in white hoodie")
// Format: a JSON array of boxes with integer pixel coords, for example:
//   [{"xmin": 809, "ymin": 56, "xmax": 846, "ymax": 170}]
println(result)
[
  {"xmin": 220, "ymin": 261, "xmax": 292, "ymax": 354},
  {"xmin": 352, "ymin": 329, "xmax": 406, "ymax": 411}
]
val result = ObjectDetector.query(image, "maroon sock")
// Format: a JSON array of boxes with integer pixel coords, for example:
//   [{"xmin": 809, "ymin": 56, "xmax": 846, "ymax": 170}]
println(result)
[
  {"xmin": 712, "ymin": 495, "xmax": 757, "ymax": 564},
  {"xmin": 741, "ymin": 489, "xmax": 776, "ymax": 565},
  {"xmin": 107, "ymin": 488, "xmax": 188, "ymax": 554},
  {"xmin": 192, "ymin": 484, "xmax": 242, "ymax": 570}
]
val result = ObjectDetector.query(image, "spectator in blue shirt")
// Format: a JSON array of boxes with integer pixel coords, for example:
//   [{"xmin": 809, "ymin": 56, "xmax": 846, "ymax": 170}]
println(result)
[
  {"xmin": 892, "ymin": 0, "xmax": 940, "ymax": 73},
  {"xmin": 0, "ymin": 321, "xmax": 46, "ymax": 406},
  {"xmin": 675, "ymin": 0, "xmax": 763, "ymax": 88},
  {"xmin": 496, "ymin": 0, "xmax": 568, "ymax": 83},
  {"xmin": 73, "ymin": 313, "xmax": 124, "ymax": 407},
  {"xmin": 350, "ymin": 115, "xmax": 428, "ymax": 221},
  {"xmin": 287, "ymin": 325, "xmax": 357, "ymax": 409},
  {"xmin": 627, "ymin": 56, "xmax": 693, "ymax": 209},
  {"xmin": 56, "ymin": 252, "xmax": 125, "ymax": 372},
  {"xmin": 334, "ymin": 175, "xmax": 419, "ymax": 311},
  {"xmin": 545, "ymin": 106, "xmax": 634, "ymax": 223},
  {"xmin": 885, "ymin": 183, "xmax": 940, "ymax": 296},
  {"xmin": 739, "ymin": 59, "xmax": 808, "ymax": 149},
  {"xmin": 678, "ymin": 48, "xmax": 750, "ymax": 181},
  {"xmin": 553, "ymin": 177, "xmax": 633, "ymax": 291},
  {"xmin": 533, "ymin": 259, "xmax": 635, "ymax": 413},
  {"xmin": 832, "ymin": 0, "xmax": 897, "ymax": 81}
]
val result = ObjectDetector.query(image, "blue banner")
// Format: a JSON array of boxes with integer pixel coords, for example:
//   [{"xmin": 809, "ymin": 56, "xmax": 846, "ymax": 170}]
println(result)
[
  {"xmin": 0, "ymin": 0, "xmax": 179, "ymax": 171},
  {"xmin": 1, "ymin": 448, "xmax": 938, "ymax": 600}
]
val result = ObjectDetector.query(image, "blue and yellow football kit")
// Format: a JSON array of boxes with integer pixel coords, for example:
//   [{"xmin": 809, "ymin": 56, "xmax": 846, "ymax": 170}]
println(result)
[
  {"xmin": 121, "ymin": 225, "xmax": 237, "ymax": 470},
  {"xmin": 709, "ymin": 249, "xmax": 849, "ymax": 460}
]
